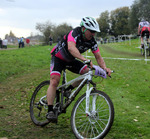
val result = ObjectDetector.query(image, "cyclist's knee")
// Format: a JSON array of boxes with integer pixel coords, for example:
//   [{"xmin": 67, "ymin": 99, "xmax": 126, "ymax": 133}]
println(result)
[
  {"xmin": 80, "ymin": 67, "xmax": 89, "ymax": 75},
  {"xmin": 50, "ymin": 75, "xmax": 60, "ymax": 87}
]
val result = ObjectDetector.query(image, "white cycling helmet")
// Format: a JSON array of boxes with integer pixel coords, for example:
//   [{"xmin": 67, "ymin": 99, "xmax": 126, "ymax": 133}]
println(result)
[{"xmin": 80, "ymin": 17, "xmax": 100, "ymax": 32}]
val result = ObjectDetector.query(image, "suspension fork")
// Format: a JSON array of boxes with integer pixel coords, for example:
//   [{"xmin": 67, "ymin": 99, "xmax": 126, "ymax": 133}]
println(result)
[
  {"xmin": 85, "ymin": 80, "xmax": 93, "ymax": 116},
  {"xmin": 85, "ymin": 80, "xmax": 97, "ymax": 116}
]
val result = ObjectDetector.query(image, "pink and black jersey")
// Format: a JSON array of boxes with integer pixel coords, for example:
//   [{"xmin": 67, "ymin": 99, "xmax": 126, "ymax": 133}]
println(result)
[{"xmin": 51, "ymin": 27, "xmax": 99, "ymax": 62}]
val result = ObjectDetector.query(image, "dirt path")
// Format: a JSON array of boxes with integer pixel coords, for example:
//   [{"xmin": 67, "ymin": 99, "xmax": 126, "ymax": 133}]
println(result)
[
  {"xmin": 0, "ymin": 48, "xmax": 18, "ymax": 50},
  {"xmin": 102, "ymin": 45, "xmax": 141, "ymax": 57}
]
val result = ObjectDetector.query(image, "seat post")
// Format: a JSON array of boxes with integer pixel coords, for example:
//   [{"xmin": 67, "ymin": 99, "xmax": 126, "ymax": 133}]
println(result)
[{"xmin": 62, "ymin": 69, "xmax": 67, "ymax": 85}]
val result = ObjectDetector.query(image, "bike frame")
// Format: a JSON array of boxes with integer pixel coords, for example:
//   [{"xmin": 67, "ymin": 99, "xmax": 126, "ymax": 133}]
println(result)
[
  {"xmin": 57, "ymin": 69, "xmax": 96, "ymax": 116},
  {"xmin": 39, "ymin": 68, "xmax": 97, "ymax": 116}
]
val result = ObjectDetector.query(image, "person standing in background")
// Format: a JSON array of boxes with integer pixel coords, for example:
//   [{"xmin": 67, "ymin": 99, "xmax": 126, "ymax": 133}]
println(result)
[
  {"xmin": 26, "ymin": 38, "xmax": 30, "ymax": 47},
  {"xmin": 49, "ymin": 35, "xmax": 53, "ymax": 46},
  {"xmin": 0, "ymin": 38, "xmax": 2, "ymax": 48},
  {"xmin": 21, "ymin": 37, "xmax": 25, "ymax": 48},
  {"xmin": 18, "ymin": 38, "xmax": 21, "ymax": 48},
  {"xmin": 2, "ymin": 39, "xmax": 8, "ymax": 49}
]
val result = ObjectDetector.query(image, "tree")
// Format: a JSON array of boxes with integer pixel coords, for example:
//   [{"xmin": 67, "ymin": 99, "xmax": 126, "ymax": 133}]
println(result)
[
  {"xmin": 52, "ymin": 23, "xmax": 72, "ymax": 42},
  {"xmin": 97, "ymin": 11, "xmax": 110, "ymax": 37},
  {"xmin": 36, "ymin": 21, "xmax": 55, "ymax": 44},
  {"xmin": 9, "ymin": 30, "xmax": 16, "ymax": 37},
  {"xmin": 129, "ymin": 0, "xmax": 150, "ymax": 33},
  {"xmin": 35, "ymin": 21, "xmax": 72, "ymax": 43},
  {"xmin": 110, "ymin": 7, "xmax": 130, "ymax": 36},
  {"xmin": 129, "ymin": 0, "xmax": 140, "ymax": 33},
  {"xmin": 138, "ymin": 0, "xmax": 150, "ymax": 21}
]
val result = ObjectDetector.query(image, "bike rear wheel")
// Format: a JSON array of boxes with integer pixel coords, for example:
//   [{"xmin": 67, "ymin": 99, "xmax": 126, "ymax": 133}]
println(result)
[
  {"xmin": 141, "ymin": 48, "xmax": 145, "ymax": 56},
  {"xmin": 71, "ymin": 90, "xmax": 114, "ymax": 139},
  {"xmin": 30, "ymin": 80, "xmax": 50, "ymax": 126}
]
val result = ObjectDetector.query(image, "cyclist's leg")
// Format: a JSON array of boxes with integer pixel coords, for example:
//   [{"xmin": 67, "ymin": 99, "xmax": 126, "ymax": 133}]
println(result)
[
  {"xmin": 47, "ymin": 75, "xmax": 60, "ymax": 105},
  {"xmin": 46, "ymin": 75, "xmax": 60, "ymax": 120},
  {"xmin": 46, "ymin": 56, "xmax": 65, "ymax": 120},
  {"xmin": 67, "ymin": 59, "xmax": 89, "ymax": 74},
  {"xmin": 146, "ymin": 29, "xmax": 150, "ymax": 43},
  {"xmin": 141, "ymin": 30, "xmax": 145, "ymax": 48}
]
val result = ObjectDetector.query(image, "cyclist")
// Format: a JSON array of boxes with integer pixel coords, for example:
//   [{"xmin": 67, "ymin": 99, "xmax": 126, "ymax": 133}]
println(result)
[
  {"xmin": 138, "ymin": 19, "xmax": 150, "ymax": 48},
  {"xmin": 46, "ymin": 17, "xmax": 112, "ymax": 121}
]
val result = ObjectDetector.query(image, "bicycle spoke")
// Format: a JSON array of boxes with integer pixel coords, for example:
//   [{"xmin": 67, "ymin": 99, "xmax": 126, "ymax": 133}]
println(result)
[
  {"xmin": 82, "ymin": 121, "xmax": 89, "ymax": 137},
  {"xmin": 77, "ymin": 121, "xmax": 89, "ymax": 133},
  {"xmin": 92, "ymin": 123, "xmax": 100, "ymax": 137},
  {"xmin": 97, "ymin": 108, "xmax": 109, "ymax": 112},
  {"xmin": 80, "ymin": 102, "xmax": 86, "ymax": 112},
  {"xmin": 86, "ymin": 122, "xmax": 91, "ymax": 138}
]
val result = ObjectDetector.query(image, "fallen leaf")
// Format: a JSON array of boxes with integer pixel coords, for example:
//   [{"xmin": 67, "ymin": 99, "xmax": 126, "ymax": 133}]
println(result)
[{"xmin": 133, "ymin": 119, "xmax": 138, "ymax": 122}]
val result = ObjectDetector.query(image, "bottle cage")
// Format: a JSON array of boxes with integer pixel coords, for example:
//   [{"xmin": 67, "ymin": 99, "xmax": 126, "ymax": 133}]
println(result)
[{"xmin": 93, "ymin": 65, "xmax": 107, "ymax": 78}]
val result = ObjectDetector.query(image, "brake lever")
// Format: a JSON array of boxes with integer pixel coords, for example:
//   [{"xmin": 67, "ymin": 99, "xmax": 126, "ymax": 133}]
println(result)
[{"xmin": 106, "ymin": 70, "xmax": 114, "ymax": 78}]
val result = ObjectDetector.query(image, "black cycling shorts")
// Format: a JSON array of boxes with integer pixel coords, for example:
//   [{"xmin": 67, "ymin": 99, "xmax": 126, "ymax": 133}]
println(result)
[{"xmin": 50, "ymin": 55, "xmax": 87, "ymax": 77}]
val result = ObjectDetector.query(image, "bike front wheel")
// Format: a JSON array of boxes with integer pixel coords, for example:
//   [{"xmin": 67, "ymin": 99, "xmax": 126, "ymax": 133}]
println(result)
[
  {"xmin": 30, "ymin": 80, "xmax": 50, "ymax": 126},
  {"xmin": 71, "ymin": 90, "xmax": 114, "ymax": 139}
]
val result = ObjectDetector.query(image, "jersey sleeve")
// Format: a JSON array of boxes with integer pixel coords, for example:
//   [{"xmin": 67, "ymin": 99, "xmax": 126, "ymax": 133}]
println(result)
[
  {"xmin": 67, "ymin": 30, "xmax": 77, "ymax": 44},
  {"xmin": 91, "ymin": 43, "xmax": 99, "ymax": 53}
]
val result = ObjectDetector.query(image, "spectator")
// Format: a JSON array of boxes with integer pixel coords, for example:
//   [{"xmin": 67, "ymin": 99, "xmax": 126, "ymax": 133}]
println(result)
[
  {"xmin": 49, "ymin": 35, "xmax": 53, "ymax": 46},
  {"xmin": 18, "ymin": 38, "xmax": 21, "ymax": 48},
  {"xmin": 100, "ymin": 37, "xmax": 103, "ymax": 44},
  {"xmin": 57, "ymin": 36, "xmax": 60, "ymax": 43},
  {"xmin": 26, "ymin": 38, "xmax": 30, "ymax": 46},
  {"xmin": 20, "ymin": 37, "xmax": 25, "ymax": 48},
  {"xmin": 2, "ymin": 39, "xmax": 8, "ymax": 49},
  {"xmin": 0, "ymin": 38, "xmax": 2, "ymax": 48}
]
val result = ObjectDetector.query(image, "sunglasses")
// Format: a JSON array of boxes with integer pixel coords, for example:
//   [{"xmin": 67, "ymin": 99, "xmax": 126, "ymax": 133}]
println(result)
[{"xmin": 88, "ymin": 29, "xmax": 96, "ymax": 33}]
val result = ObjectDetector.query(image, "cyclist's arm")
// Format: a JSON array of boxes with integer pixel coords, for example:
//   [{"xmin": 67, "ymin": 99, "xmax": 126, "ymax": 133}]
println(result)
[
  {"xmin": 138, "ymin": 25, "xmax": 141, "ymax": 35},
  {"xmin": 93, "ymin": 52, "xmax": 106, "ymax": 69},
  {"xmin": 93, "ymin": 52, "xmax": 111, "ymax": 76},
  {"xmin": 68, "ymin": 41, "xmax": 86, "ymax": 61}
]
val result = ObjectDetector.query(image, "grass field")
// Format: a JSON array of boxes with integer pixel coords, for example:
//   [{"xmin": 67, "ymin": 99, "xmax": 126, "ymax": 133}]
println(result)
[{"xmin": 0, "ymin": 39, "xmax": 150, "ymax": 139}]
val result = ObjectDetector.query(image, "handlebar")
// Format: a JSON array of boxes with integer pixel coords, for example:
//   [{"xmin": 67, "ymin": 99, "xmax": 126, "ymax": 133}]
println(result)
[{"xmin": 83, "ymin": 60, "xmax": 114, "ymax": 78}]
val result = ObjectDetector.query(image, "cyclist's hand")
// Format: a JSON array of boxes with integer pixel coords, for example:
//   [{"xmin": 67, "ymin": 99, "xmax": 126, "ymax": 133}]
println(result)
[
  {"xmin": 86, "ymin": 59, "xmax": 93, "ymax": 68},
  {"xmin": 84, "ymin": 59, "xmax": 93, "ymax": 68},
  {"xmin": 104, "ymin": 68, "xmax": 111, "ymax": 77},
  {"xmin": 90, "ymin": 60, "xmax": 93, "ymax": 68}
]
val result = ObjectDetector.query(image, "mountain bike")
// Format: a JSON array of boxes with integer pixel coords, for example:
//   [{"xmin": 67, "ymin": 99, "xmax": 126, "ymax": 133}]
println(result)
[{"xmin": 30, "ymin": 61, "xmax": 114, "ymax": 139}]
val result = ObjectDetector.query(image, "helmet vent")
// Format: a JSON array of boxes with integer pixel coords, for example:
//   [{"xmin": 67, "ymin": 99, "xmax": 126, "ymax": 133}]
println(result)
[
  {"xmin": 83, "ymin": 18, "xmax": 86, "ymax": 22},
  {"xmin": 85, "ymin": 23, "xmax": 90, "ymax": 27},
  {"xmin": 92, "ymin": 19, "xmax": 96, "ymax": 25},
  {"xmin": 89, "ymin": 21, "xmax": 94, "ymax": 27}
]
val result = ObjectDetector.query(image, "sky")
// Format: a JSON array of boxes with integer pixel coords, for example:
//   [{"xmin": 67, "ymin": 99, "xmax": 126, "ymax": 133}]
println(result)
[{"xmin": 0, "ymin": 0, "xmax": 134, "ymax": 39}]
